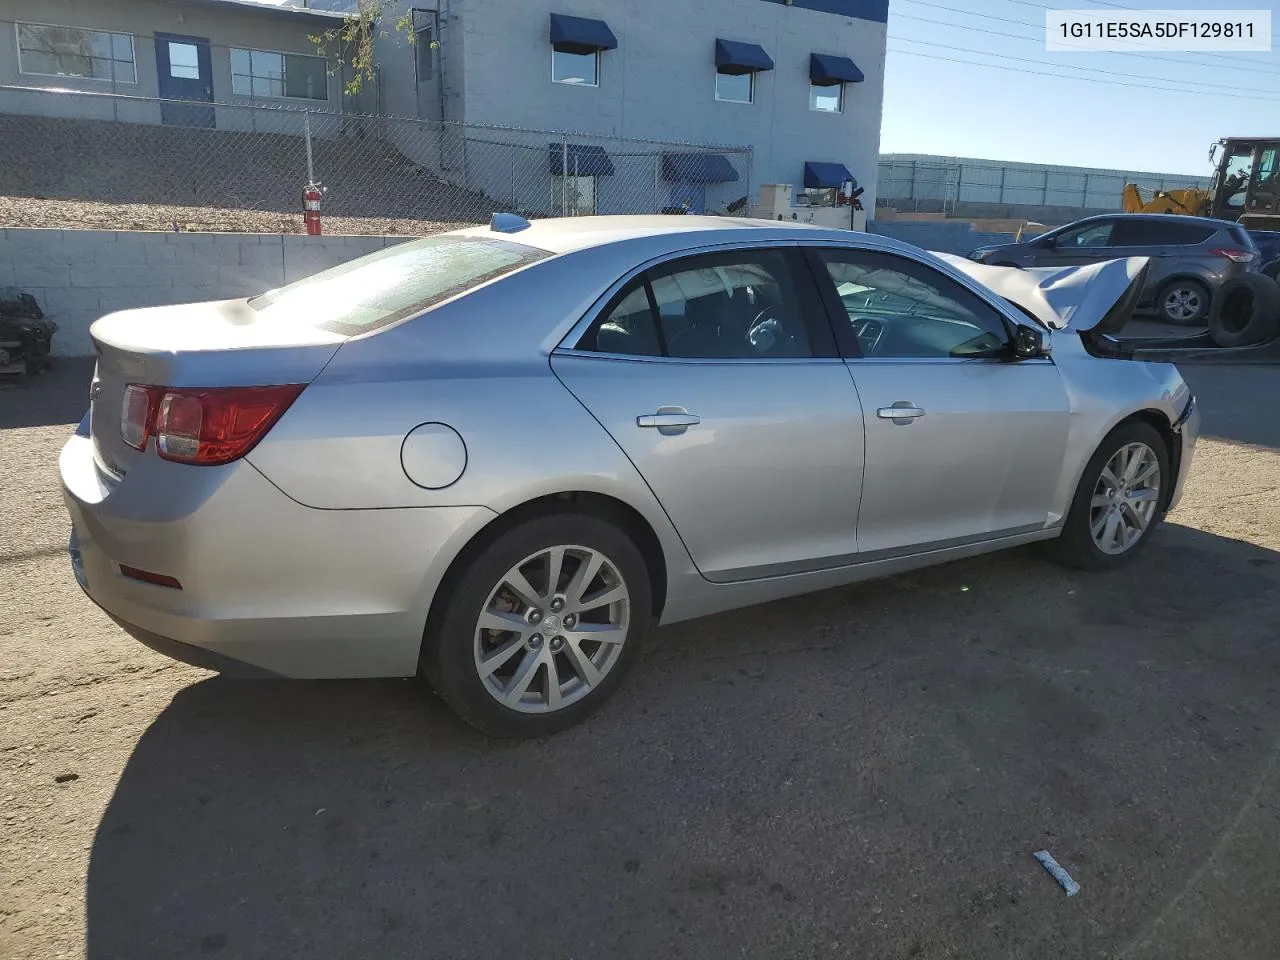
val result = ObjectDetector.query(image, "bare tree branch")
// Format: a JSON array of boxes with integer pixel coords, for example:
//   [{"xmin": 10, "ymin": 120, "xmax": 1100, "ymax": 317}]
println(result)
[{"xmin": 309, "ymin": 0, "xmax": 420, "ymax": 96}]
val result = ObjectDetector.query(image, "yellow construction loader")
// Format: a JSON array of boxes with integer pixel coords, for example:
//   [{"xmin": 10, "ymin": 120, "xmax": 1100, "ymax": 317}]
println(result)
[
  {"xmin": 1122, "ymin": 137, "xmax": 1280, "ymax": 228},
  {"xmin": 1121, "ymin": 183, "xmax": 1211, "ymax": 217}
]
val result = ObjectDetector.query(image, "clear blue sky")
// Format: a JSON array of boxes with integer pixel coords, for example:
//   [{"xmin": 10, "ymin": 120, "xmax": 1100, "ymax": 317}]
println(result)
[{"xmin": 880, "ymin": 0, "xmax": 1280, "ymax": 176}]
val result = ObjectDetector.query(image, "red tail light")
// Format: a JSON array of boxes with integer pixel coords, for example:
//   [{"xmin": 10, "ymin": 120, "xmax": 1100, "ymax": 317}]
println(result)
[
  {"xmin": 120, "ymin": 384, "xmax": 304, "ymax": 465},
  {"xmin": 1211, "ymin": 247, "xmax": 1257, "ymax": 263}
]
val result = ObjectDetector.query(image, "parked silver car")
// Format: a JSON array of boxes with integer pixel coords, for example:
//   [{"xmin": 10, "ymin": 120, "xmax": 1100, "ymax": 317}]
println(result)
[
  {"xmin": 62, "ymin": 216, "xmax": 1199, "ymax": 736},
  {"xmin": 968, "ymin": 213, "xmax": 1259, "ymax": 325}
]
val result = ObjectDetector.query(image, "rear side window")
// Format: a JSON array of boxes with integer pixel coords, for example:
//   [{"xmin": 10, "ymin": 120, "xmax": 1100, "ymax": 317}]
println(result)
[
  {"xmin": 1163, "ymin": 222, "xmax": 1217, "ymax": 245},
  {"xmin": 249, "ymin": 235, "xmax": 549, "ymax": 335},
  {"xmin": 1228, "ymin": 225, "xmax": 1256, "ymax": 248},
  {"xmin": 1110, "ymin": 219, "xmax": 1215, "ymax": 247}
]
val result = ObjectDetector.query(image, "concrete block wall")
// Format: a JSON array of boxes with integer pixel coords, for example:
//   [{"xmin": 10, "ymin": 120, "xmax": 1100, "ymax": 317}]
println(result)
[{"xmin": 0, "ymin": 229, "xmax": 410, "ymax": 357}]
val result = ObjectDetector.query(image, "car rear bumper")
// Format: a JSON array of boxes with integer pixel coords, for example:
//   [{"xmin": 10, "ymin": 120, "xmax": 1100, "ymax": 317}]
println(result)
[{"xmin": 61, "ymin": 432, "xmax": 495, "ymax": 679}]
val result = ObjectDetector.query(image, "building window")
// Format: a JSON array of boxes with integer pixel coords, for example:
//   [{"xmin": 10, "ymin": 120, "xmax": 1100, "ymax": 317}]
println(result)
[
  {"xmin": 16, "ymin": 22, "xmax": 136, "ymax": 83},
  {"xmin": 715, "ymin": 70, "xmax": 753, "ymax": 104},
  {"xmin": 167, "ymin": 42, "xmax": 201, "ymax": 79},
  {"xmin": 552, "ymin": 47, "xmax": 598, "ymax": 85},
  {"xmin": 552, "ymin": 175, "xmax": 597, "ymax": 216},
  {"xmin": 230, "ymin": 48, "xmax": 328, "ymax": 101},
  {"xmin": 810, "ymin": 81, "xmax": 843, "ymax": 113},
  {"xmin": 415, "ymin": 26, "xmax": 434, "ymax": 84}
]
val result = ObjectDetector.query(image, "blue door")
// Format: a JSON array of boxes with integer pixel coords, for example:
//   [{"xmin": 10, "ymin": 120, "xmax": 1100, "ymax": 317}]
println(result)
[{"xmin": 155, "ymin": 33, "xmax": 214, "ymax": 127}]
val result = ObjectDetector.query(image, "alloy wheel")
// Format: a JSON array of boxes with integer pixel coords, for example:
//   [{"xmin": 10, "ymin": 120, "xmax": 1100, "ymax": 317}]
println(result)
[
  {"xmin": 1089, "ymin": 442, "xmax": 1162, "ymax": 555},
  {"xmin": 1163, "ymin": 286, "xmax": 1203, "ymax": 323},
  {"xmin": 473, "ymin": 545, "xmax": 630, "ymax": 713}
]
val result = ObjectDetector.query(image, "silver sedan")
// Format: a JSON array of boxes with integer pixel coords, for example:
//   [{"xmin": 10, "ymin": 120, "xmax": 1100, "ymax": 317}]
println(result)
[{"xmin": 62, "ymin": 216, "xmax": 1199, "ymax": 736}]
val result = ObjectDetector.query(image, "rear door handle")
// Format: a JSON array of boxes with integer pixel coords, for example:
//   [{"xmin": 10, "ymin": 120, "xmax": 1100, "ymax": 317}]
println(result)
[
  {"xmin": 637, "ymin": 407, "xmax": 700, "ymax": 433},
  {"xmin": 877, "ymin": 403, "xmax": 926, "ymax": 424}
]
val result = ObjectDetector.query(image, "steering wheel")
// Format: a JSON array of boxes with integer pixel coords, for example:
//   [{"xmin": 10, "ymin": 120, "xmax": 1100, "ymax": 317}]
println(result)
[
  {"xmin": 746, "ymin": 308, "xmax": 791, "ymax": 356},
  {"xmin": 853, "ymin": 317, "xmax": 886, "ymax": 355}
]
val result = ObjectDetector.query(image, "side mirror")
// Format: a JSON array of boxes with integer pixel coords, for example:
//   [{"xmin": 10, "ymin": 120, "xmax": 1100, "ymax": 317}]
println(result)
[
  {"xmin": 1039, "ymin": 235, "xmax": 1057, "ymax": 249},
  {"xmin": 1013, "ymin": 326, "xmax": 1050, "ymax": 359}
]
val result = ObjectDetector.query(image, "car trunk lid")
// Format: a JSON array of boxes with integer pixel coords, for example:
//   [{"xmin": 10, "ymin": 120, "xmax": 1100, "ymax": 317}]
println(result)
[{"xmin": 88, "ymin": 298, "xmax": 345, "ymax": 477}]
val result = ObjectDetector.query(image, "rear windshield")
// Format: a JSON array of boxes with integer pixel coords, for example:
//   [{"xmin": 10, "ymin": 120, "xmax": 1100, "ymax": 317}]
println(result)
[{"xmin": 249, "ymin": 235, "xmax": 550, "ymax": 335}]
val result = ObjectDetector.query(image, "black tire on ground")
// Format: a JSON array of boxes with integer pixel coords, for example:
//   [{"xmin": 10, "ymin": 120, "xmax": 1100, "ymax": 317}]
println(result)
[
  {"xmin": 420, "ymin": 512, "xmax": 653, "ymax": 738},
  {"xmin": 1154, "ymin": 277, "xmax": 1211, "ymax": 326},
  {"xmin": 1049, "ymin": 421, "xmax": 1171, "ymax": 572},
  {"xmin": 1206, "ymin": 273, "xmax": 1280, "ymax": 348}
]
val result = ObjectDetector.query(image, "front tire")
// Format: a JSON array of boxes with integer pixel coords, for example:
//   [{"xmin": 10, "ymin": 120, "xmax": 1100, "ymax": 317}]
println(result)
[
  {"xmin": 1050, "ymin": 421, "xmax": 1170, "ymax": 572},
  {"xmin": 421, "ymin": 513, "xmax": 652, "ymax": 738}
]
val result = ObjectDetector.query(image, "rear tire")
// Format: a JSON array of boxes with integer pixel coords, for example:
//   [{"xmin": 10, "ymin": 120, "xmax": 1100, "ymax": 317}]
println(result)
[
  {"xmin": 1206, "ymin": 273, "xmax": 1280, "ymax": 348},
  {"xmin": 1050, "ymin": 421, "xmax": 1170, "ymax": 572},
  {"xmin": 420, "ymin": 512, "xmax": 652, "ymax": 738},
  {"xmin": 1155, "ymin": 278, "xmax": 1210, "ymax": 326}
]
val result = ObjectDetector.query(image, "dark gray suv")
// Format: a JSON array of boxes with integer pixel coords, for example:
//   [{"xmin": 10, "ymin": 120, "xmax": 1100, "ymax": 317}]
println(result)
[{"xmin": 967, "ymin": 213, "xmax": 1259, "ymax": 325}]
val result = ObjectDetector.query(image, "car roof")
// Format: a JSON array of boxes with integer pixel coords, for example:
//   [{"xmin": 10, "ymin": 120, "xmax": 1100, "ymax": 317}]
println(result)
[
  {"xmin": 450, "ymin": 215, "xmax": 904, "ymax": 256},
  {"xmin": 1070, "ymin": 212, "xmax": 1240, "ymax": 228}
]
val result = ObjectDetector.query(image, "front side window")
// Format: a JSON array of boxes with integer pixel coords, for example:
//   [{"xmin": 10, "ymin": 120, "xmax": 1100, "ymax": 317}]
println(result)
[
  {"xmin": 809, "ymin": 81, "xmax": 843, "ymax": 113},
  {"xmin": 817, "ymin": 250, "xmax": 1012, "ymax": 359},
  {"xmin": 580, "ymin": 251, "xmax": 815, "ymax": 359},
  {"xmin": 552, "ymin": 175, "xmax": 596, "ymax": 216},
  {"xmin": 16, "ymin": 22, "xmax": 136, "ymax": 83},
  {"xmin": 249, "ymin": 236, "xmax": 549, "ymax": 335},
  {"xmin": 552, "ymin": 47, "xmax": 598, "ymax": 85},
  {"xmin": 1054, "ymin": 222, "xmax": 1113, "ymax": 248},
  {"xmin": 715, "ymin": 70, "xmax": 753, "ymax": 103},
  {"xmin": 231, "ymin": 48, "xmax": 328, "ymax": 100}
]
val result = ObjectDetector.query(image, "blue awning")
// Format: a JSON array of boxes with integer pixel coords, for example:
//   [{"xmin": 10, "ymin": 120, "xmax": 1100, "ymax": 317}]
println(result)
[
  {"xmin": 804, "ymin": 161, "xmax": 855, "ymax": 188},
  {"xmin": 549, "ymin": 13, "xmax": 617, "ymax": 53},
  {"xmin": 714, "ymin": 39, "xmax": 774, "ymax": 75},
  {"xmin": 662, "ymin": 152, "xmax": 740, "ymax": 184},
  {"xmin": 810, "ymin": 53, "xmax": 864, "ymax": 84},
  {"xmin": 549, "ymin": 143, "xmax": 615, "ymax": 177}
]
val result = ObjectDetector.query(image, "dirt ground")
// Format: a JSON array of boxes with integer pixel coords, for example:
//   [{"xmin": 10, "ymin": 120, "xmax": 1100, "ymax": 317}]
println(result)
[{"xmin": 1, "ymin": 359, "xmax": 1279, "ymax": 960}]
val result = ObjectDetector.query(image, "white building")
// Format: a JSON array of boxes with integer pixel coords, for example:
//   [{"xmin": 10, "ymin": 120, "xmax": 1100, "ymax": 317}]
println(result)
[{"xmin": 318, "ymin": 0, "xmax": 889, "ymax": 213}]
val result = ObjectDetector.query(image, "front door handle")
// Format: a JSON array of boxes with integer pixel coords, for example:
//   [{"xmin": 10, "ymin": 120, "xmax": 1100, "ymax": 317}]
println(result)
[
  {"xmin": 637, "ymin": 407, "xmax": 700, "ymax": 434},
  {"xmin": 877, "ymin": 403, "xmax": 926, "ymax": 424}
]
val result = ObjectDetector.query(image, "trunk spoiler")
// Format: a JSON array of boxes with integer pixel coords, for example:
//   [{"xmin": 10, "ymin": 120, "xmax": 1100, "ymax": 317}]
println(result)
[{"xmin": 936, "ymin": 254, "xmax": 1150, "ymax": 337}]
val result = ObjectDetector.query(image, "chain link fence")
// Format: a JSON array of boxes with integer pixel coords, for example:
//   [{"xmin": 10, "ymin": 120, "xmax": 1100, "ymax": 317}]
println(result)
[
  {"xmin": 877, "ymin": 156, "xmax": 1212, "ymax": 220},
  {"xmin": 0, "ymin": 85, "xmax": 752, "ymax": 236}
]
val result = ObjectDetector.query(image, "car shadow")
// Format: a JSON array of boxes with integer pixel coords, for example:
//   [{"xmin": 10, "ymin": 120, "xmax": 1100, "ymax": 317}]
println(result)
[
  {"xmin": 86, "ymin": 522, "xmax": 1280, "ymax": 960},
  {"xmin": 0, "ymin": 357, "xmax": 94, "ymax": 429}
]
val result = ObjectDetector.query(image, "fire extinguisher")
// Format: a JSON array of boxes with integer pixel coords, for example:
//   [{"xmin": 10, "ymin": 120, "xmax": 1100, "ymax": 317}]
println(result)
[{"xmin": 303, "ymin": 182, "xmax": 326, "ymax": 236}]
